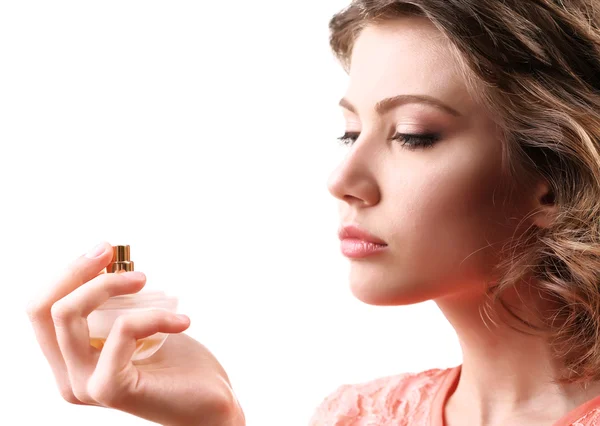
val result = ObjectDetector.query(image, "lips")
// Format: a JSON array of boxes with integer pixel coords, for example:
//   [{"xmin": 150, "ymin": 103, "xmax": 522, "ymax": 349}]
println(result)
[
  {"xmin": 338, "ymin": 225, "xmax": 387, "ymax": 246},
  {"xmin": 338, "ymin": 225, "xmax": 388, "ymax": 259}
]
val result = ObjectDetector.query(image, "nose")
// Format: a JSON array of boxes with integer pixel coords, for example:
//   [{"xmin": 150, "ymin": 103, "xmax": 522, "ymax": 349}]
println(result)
[{"xmin": 327, "ymin": 137, "xmax": 381, "ymax": 207}]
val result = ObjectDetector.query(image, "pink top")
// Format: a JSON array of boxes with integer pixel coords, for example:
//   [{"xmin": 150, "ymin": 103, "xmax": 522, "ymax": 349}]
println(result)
[{"xmin": 309, "ymin": 366, "xmax": 600, "ymax": 425}]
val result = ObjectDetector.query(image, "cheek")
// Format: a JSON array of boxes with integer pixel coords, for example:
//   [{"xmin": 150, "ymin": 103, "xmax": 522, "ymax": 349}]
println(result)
[
  {"xmin": 403, "ymin": 148, "xmax": 513, "ymax": 284},
  {"xmin": 351, "ymin": 143, "xmax": 516, "ymax": 305}
]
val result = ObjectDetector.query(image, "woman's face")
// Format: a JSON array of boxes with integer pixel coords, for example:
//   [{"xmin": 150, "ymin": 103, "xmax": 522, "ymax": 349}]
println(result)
[{"xmin": 328, "ymin": 17, "xmax": 534, "ymax": 306}]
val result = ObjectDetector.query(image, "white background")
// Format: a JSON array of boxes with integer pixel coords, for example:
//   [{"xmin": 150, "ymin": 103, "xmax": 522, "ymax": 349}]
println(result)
[{"xmin": 0, "ymin": 1, "xmax": 461, "ymax": 425}]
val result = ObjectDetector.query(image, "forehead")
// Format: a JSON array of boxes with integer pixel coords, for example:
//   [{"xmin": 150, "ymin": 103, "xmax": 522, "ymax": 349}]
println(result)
[{"xmin": 347, "ymin": 18, "xmax": 474, "ymax": 112}]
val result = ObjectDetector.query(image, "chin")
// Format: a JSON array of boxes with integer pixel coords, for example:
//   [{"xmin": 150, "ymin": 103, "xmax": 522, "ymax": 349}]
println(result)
[{"xmin": 348, "ymin": 270, "xmax": 433, "ymax": 306}]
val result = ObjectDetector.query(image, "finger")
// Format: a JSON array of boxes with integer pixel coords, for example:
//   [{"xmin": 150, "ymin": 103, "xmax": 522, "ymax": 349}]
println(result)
[
  {"xmin": 26, "ymin": 241, "xmax": 114, "ymax": 404},
  {"xmin": 52, "ymin": 271, "xmax": 146, "ymax": 369},
  {"xmin": 33, "ymin": 242, "xmax": 114, "ymax": 312},
  {"xmin": 97, "ymin": 310, "xmax": 190, "ymax": 378}
]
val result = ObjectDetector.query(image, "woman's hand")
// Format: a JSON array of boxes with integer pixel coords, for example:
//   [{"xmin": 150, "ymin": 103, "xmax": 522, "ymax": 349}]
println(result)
[{"xmin": 27, "ymin": 242, "xmax": 245, "ymax": 426}]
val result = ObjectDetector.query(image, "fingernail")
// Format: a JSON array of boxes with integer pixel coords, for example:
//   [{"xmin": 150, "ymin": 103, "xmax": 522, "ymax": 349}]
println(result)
[
  {"xmin": 85, "ymin": 243, "xmax": 106, "ymax": 258},
  {"xmin": 176, "ymin": 314, "xmax": 189, "ymax": 323},
  {"xmin": 128, "ymin": 271, "xmax": 146, "ymax": 279}
]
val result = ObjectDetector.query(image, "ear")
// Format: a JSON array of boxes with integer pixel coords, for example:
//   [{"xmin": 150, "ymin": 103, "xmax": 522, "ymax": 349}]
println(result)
[{"xmin": 531, "ymin": 180, "xmax": 557, "ymax": 229}]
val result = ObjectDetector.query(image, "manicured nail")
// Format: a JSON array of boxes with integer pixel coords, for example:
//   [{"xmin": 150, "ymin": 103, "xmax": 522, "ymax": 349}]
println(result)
[{"xmin": 85, "ymin": 243, "xmax": 106, "ymax": 258}]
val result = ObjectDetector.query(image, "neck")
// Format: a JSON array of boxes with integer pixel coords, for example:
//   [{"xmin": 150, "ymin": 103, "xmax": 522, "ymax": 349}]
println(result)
[{"xmin": 435, "ymin": 287, "xmax": 600, "ymax": 425}]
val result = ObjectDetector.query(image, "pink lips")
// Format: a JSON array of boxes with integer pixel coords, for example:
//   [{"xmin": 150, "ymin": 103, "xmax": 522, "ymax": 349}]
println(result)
[{"xmin": 338, "ymin": 225, "xmax": 388, "ymax": 259}]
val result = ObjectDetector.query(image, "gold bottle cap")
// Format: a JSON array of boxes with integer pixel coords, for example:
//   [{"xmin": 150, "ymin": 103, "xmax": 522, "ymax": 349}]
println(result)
[{"xmin": 107, "ymin": 245, "xmax": 134, "ymax": 273}]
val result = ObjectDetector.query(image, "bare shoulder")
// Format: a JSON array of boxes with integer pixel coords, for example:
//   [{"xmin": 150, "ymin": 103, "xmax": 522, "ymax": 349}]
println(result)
[{"xmin": 309, "ymin": 368, "xmax": 453, "ymax": 425}]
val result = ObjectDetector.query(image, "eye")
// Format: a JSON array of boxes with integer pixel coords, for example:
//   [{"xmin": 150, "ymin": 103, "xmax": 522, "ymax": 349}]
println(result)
[
  {"xmin": 391, "ymin": 132, "xmax": 440, "ymax": 149},
  {"xmin": 336, "ymin": 132, "xmax": 440, "ymax": 149},
  {"xmin": 337, "ymin": 131, "xmax": 360, "ymax": 146}
]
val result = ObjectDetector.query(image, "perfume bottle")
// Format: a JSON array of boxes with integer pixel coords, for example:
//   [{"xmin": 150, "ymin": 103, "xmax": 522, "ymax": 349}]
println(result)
[{"xmin": 87, "ymin": 245, "xmax": 179, "ymax": 361}]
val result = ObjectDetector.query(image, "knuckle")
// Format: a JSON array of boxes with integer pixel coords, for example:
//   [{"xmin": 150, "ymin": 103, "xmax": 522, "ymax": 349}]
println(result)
[
  {"xmin": 94, "ymin": 273, "xmax": 125, "ymax": 294},
  {"xmin": 58, "ymin": 385, "xmax": 82, "ymax": 405},
  {"xmin": 71, "ymin": 385, "xmax": 93, "ymax": 405},
  {"xmin": 50, "ymin": 301, "xmax": 74, "ymax": 326},
  {"xmin": 112, "ymin": 315, "xmax": 133, "ymax": 335},
  {"xmin": 26, "ymin": 298, "xmax": 48, "ymax": 323},
  {"xmin": 60, "ymin": 264, "xmax": 85, "ymax": 290},
  {"xmin": 211, "ymin": 397, "xmax": 233, "ymax": 420},
  {"xmin": 87, "ymin": 375, "xmax": 122, "ymax": 407},
  {"xmin": 93, "ymin": 271, "xmax": 112, "ymax": 286},
  {"xmin": 27, "ymin": 265, "xmax": 86, "ymax": 325},
  {"xmin": 208, "ymin": 384, "xmax": 238, "ymax": 420}
]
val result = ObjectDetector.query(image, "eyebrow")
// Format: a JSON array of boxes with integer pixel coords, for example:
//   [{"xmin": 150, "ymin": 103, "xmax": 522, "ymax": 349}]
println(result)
[{"xmin": 339, "ymin": 94, "xmax": 462, "ymax": 117}]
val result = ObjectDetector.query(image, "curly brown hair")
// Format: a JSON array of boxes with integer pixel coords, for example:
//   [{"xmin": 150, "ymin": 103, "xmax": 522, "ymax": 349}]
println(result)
[{"xmin": 329, "ymin": 0, "xmax": 600, "ymax": 384}]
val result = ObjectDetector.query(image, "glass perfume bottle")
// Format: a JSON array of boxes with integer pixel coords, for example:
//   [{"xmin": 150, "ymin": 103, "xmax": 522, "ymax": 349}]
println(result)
[{"xmin": 87, "ymin": 245, "xmax": 178, "ymax": 361}]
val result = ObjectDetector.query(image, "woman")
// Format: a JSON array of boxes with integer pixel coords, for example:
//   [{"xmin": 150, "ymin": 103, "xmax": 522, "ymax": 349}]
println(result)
[{"xmin": 28, "ymin": 0, "xmax": 600, "ymax": 424}]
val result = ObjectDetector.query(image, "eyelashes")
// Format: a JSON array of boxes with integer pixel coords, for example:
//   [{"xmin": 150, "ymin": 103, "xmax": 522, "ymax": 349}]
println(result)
[{"xmin": 337, "ymin": 131, "xmax": 440, "ymax": 149}]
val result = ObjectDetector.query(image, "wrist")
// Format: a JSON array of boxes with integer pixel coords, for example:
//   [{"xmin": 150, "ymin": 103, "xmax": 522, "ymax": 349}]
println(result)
[{"xmin": 162, "ymin": 385, "xmax": 245, "ymax": 426}]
